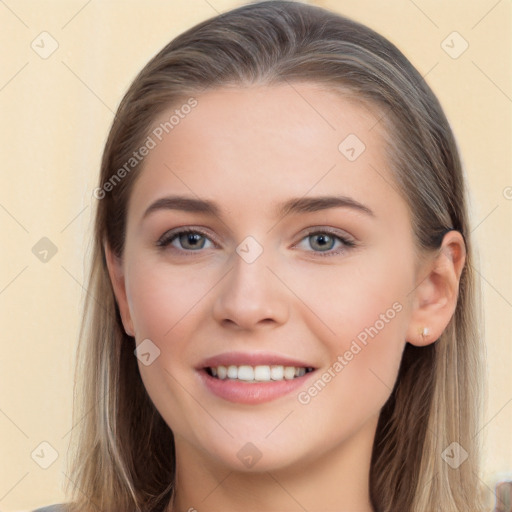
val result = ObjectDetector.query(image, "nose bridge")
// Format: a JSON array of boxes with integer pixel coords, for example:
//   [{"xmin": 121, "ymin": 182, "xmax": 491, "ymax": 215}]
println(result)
[{"xmin": 212, "ymin": 235, "xmax": 288, "ymax": 328}]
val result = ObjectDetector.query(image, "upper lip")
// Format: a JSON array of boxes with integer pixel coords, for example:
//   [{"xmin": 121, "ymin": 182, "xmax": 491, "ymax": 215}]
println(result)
[{"xmin": 197, "ymin": 351, "xmax": 316, "ymax": 370}]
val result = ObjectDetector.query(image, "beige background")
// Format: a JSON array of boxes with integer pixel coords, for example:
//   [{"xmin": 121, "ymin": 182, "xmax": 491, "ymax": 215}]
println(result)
[{"xmin": 1, "ymin": 0, "xmax": 510, "ymax": 510}]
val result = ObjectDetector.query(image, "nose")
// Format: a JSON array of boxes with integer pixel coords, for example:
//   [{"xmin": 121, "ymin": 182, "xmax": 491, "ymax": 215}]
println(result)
[{"xmin": 212, "ymin": 246, "xmax": 290, "ymax": 331}]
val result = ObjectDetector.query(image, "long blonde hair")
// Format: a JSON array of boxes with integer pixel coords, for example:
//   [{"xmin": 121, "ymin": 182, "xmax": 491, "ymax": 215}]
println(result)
[{"xmin": 64, "ymin": 1, "xmax": 486, "ymax": 510}]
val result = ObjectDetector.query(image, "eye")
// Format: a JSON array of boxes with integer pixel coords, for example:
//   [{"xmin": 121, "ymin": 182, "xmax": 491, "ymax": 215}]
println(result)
[
  {"xmin": 295, "ymin": 228, "xmax": 356, "ymax": 256},
  {"xmin": 156, "ymin": 227, "xmax": 356, "ymax": 257},
  {"xmin": 156, "ymin": 228, "xmax": 215, "ymax": 252}
]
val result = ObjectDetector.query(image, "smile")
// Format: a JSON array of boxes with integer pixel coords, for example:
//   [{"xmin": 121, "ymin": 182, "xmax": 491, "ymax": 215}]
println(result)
[{"xmin": 206, "ymin": 364, "xmax": 315, "ymax": 382}]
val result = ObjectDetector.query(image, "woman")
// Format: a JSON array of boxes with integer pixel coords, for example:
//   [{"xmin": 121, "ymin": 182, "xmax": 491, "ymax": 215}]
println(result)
[{"xmin": 34, "ymin": 1, "xmax": 486, "ymax": 510}]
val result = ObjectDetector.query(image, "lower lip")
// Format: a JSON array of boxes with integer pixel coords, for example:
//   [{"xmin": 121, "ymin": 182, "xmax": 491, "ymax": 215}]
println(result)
[{"xmin": 198, "ymin": 369, "xmax": 316, "ymax": 404}]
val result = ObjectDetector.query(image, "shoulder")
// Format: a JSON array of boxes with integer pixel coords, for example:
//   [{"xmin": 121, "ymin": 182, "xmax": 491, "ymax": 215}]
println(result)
[{"xmin": 32, "ymin": 504, "xmax": 68, "ymax": 512}]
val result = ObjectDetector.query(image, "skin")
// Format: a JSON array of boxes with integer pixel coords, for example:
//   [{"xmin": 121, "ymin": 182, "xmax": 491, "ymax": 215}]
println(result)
[{"xmin": 105, "ymin": 83, "xmax": 466, "ymax": 512}]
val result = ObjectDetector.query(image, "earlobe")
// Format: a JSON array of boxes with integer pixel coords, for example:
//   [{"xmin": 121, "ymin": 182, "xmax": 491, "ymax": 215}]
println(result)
[
  {"xmin": 104, "ymin": 241, "xmax": 135, "ymax": 337},
  {"xmin": 406, "ymin": 231, "xmax": 466, "ymax": 347}
]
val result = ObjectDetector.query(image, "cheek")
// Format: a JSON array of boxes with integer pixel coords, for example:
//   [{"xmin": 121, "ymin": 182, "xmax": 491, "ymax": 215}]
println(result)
[
  {"xmin": 292, "ymin": 248, "xmax": 410, "ymax": 411},
  {"xmin": 126, "ymin": 259, "xmax": 211, "ymax": 384},
  {"xmin": 126, "ymin": 261, "xmax": 218, "ymax": 436},
  {"xmin": 127, "ymin": 258, "xmax": 215, "ymax": 343},
  {"xmin": 289, "ymin": 244, "xmax": 410, "ymax": 346},
  {"xmin": 293, "ymin": 284, "xmax": 406, "ymax": 446}
]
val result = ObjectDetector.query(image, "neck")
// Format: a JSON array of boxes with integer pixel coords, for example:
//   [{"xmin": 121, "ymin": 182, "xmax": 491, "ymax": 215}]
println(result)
[{"xmin": 168, "ymin": 415, "xmax": 378, "ymax": 512}]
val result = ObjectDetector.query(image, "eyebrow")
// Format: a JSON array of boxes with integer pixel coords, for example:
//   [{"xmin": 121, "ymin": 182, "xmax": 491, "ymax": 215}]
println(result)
[{"xmin": 141, "ymin": 194, "xmax": 375, "ymax": 222}]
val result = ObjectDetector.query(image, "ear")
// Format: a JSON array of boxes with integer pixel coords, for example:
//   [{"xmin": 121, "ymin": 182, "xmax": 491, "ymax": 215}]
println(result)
[
  {"xmin": 104, "ymin": 241, "xmax": 135, "ymax": 337},
  {"xmin": 406, "ymin": 230, "xmax": 466, "ymax": 346}
]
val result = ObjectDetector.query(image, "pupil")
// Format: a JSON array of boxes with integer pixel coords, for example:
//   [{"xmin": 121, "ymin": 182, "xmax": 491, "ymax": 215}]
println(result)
[
  {"xmin": 313, "ymin": 234, "xmax": 333, "ymax": 251},
  {"xmin": 182, "ymin": 233, "xmax": 203, "ymax": 249}
]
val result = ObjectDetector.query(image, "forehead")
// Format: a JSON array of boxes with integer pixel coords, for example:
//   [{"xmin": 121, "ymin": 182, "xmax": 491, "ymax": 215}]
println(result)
[
  {"xmin": 151, "ymin": 83, "xmax": 384, "ymax": 155},
  {"xmin": 127, "ymin": 83, "xmax": 403, "ymax": 225}
]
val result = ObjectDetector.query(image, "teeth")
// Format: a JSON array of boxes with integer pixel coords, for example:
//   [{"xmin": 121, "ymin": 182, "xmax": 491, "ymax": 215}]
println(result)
[
  {"xmin": 237, "ymin": 365, "xmax": 254, "ymax": 381},
  {"xmin": 283, "ymin": 366, "xmax": 296, "ymax": 379},
  {"xmin": 227, "ymin": 365, "xmax": 238, "ymax": 379},
  {"xmin": 254, "ymin": 365, "xmax": 270, "ymax": 381},
  {"xmin": 270, "ymin": 365, "xmax": 283, "ymax": 380},
  {"xmin": 208, "ymin": 365, "xmax": 312, "ymax": 382}
]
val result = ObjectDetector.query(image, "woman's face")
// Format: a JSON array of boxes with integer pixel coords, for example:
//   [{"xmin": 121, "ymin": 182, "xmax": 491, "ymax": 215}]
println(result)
[{"xmin": 111, "ymin": 83, "xmax": 421, "ymax": 472}]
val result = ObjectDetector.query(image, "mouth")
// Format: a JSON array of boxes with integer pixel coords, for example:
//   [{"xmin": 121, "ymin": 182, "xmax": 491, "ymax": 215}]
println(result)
[
  {"xmin": 205, "ymin": 364, "xmax": 315, "ymax": 382},
  {"xmin": 197, "ymin": 352, "xmax": 318, "ymax": 404}
]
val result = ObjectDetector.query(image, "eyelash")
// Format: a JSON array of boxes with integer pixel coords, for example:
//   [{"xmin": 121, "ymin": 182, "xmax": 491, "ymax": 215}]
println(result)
[{"xmin": 156, "ymin": 227, "xmax": 356, "ymax": 257}]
